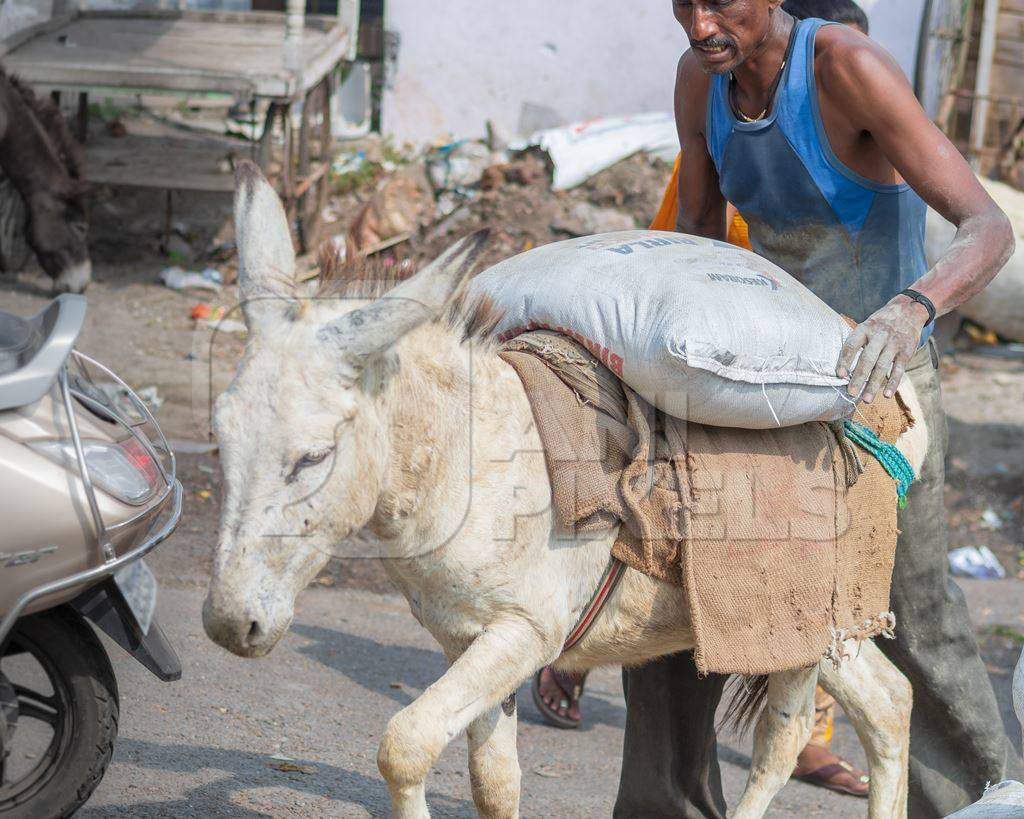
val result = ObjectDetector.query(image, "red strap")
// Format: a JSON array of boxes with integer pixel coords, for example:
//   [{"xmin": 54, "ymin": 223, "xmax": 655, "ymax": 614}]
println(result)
[{"xmin": 562, "ymin": 558, "xmax": 626, "ymax": 653}]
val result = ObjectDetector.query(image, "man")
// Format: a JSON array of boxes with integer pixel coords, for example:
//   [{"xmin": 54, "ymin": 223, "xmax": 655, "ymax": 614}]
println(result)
[{"xmin": 614, "ymin": 3, "xmax": 1013, "ymax": 818}]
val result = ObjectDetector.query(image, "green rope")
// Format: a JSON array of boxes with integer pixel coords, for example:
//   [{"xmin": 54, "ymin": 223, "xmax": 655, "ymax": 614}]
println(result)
[{"xmin": 843, "ymin": 420, "xmax": 916, "ymax": 509}]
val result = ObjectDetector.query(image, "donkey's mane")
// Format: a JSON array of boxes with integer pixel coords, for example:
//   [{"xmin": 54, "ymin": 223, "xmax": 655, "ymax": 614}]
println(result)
[
  {"xmin": 313, "ymin": 237, "xmax": 505, "ymax": 346},
  {"xmin": 0, "ymin": 66, "xmax": 85, "ymax": 182},
  {"xmin": 314, "ymin": 238, "xmax": 412, "ymax": 300}
]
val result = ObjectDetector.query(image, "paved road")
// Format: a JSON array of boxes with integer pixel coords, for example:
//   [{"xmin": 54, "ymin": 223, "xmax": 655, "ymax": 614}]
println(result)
[{"xmin": 79, "ymin": 571, "xmax": 1023, "ymax": 818}]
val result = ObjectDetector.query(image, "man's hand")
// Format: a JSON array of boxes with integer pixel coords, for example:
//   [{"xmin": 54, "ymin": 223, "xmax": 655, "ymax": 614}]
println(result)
[{"xmin": 837, "ymin": 297, "xmax": 930, "ymax": 403}]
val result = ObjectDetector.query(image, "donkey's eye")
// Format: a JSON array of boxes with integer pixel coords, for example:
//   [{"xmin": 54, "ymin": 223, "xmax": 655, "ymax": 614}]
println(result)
[{"xmin": 287, "ymin": 448, "xmax": 334, "ymax": 482}]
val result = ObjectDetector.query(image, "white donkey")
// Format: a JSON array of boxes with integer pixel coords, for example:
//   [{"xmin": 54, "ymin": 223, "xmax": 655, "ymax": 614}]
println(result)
[{"xmin": 204, "ymin": 162, "xmax": 927, "ymax": 819}]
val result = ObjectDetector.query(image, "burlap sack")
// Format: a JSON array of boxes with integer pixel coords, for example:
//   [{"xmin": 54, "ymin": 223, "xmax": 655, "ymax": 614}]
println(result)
[{"xmin": 500, "ymin": 331, "xmax": 910, "ymax": 675}]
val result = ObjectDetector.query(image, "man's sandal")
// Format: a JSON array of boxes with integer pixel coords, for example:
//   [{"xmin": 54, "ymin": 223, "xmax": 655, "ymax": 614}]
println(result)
[
  {"xmin": 793, "ymin": 757, "xmax": 870, "ymax": 798},
  {"xmin": 531, "ymin": 667, "xmax": 585, "ymax": 729}
]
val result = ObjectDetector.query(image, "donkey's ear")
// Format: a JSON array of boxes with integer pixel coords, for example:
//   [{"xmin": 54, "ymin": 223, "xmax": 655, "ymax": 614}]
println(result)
[
  {"xmin": 233, "ymin": 160, "xmax": 296, "ymax": 328},
  {"xmin": 317, "ymin": 229, "xmax": 491, "ymax": 371}
]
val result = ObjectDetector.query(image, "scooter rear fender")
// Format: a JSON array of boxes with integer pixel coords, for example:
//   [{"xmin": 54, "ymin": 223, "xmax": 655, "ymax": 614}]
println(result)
[{"xmin": 71, "ymin": 578, "xmax": 181, "ymax": 682}]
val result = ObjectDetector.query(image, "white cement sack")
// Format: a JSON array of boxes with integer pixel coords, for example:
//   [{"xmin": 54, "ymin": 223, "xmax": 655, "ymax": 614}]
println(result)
[
  {"xmin": 945, "ymin": 781, "xmax": 1024, "ymax": 818},
  {"xmin": 926, "ymin": 177, "xmax": 1024, "ymax": 342},
  {"xmin": 473, "ymin": 230, "xmax": 855, "ymax": 429}
]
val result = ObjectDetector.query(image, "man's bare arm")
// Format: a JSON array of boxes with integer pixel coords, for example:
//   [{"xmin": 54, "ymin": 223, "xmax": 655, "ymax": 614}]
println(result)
[
  {"xmin": 820, "ymin": 29, "xmax": 1015, "ymax": 401},
  {"xmin": 675, "ymin": 53, "xmax": 728, "ymax": 240}
]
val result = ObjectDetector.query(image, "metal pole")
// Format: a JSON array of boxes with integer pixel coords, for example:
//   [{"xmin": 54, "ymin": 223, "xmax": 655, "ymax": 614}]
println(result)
[
  {"xmin": 970, "ymin": 0, "xmax": 1000, "ymax": 169},
  {"xmin": 284, "ymin": 0, "xmax": 306, "ymax": 75},
  {"xmin": 914, "ymin": 0, "xmax": 936, "ymax": 106}
]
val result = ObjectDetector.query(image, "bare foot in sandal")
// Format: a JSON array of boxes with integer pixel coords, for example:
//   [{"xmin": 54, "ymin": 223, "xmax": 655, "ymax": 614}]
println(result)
[
  {"xmin": 531, "ymin": 667, "xmax": 587, "ymax": 728},
  {"xmin": 793, "ymin": 744, "xmax": 870, "ymax": 798}
]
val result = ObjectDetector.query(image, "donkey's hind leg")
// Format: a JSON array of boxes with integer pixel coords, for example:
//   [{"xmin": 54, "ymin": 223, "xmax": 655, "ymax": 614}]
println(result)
[
  {"xmin": 467, "ymin": 700, "xmax": 520, "ymax": 818},
  {"xmin": 732, "ymin": 666, "xmax": 818, "ymax": 819},
  {"xmin": 376, "ymin": 618, "xmax": 549, "ymax": 819},
  {"xmin": 818, "ymin": 639, "xmax": 911, "ymax": 819}
]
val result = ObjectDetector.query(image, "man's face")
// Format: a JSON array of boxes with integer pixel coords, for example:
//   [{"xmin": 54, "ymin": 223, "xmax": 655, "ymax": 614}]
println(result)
[{"xmin": 673, "ymin": 0, "xmax": 779, "ymax": 74}]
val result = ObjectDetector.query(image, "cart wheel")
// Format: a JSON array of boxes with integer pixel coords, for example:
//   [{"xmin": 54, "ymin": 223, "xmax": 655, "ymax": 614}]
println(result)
[{"xmin": 295, "ymin": 79, "xmax": 332, "ymax": 254}]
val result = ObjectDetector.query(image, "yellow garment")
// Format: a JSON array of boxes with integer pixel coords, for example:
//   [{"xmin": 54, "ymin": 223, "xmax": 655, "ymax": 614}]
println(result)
[
  {"xmin": 811, "ymin": 687, "xmax": 836, "ymax": 748},
  {"xmin": 649, "ymin": 153, "xmax": 753, "ymax": 251}
]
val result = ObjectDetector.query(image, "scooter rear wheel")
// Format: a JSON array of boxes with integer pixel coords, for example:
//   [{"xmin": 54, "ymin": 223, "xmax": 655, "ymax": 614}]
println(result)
[{"xmin": 0, "ymin": 607, "xmax": 118, "ymax": 819}]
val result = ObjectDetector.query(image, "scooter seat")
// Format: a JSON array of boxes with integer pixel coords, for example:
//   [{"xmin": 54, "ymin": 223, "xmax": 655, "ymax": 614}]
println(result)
[{"xmin": 0, "ymin": 295, "xmax": 86, "ymax": 411}]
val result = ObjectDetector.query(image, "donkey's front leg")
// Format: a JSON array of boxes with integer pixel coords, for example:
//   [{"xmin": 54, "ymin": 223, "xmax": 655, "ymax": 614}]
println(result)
[
  {"xmin": 466, "ymin": 701, "xmax": 520, "ymax": 818},
  {"xmin": 732, "ymin": 667, "xmax": 818, "ymax": 819},
  {"xmin": 377, "ymin": 618, "xmax": 550, "ymax": 819}
]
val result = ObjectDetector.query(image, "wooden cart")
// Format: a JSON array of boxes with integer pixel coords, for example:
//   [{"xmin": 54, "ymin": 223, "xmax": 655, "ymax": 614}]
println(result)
[{"xmin": 0, "ymin": 1, "xmax": 359, "ymax": 251}]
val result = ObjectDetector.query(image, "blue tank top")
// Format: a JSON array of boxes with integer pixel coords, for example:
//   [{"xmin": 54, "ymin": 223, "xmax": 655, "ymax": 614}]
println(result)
[{"xmin": 706, "ymin": 18, "xmax": 930, "ymax": 339}]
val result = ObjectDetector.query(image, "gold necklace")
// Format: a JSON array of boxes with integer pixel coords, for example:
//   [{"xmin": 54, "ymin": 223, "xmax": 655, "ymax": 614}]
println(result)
[
  {"xmin": 736, "ymin": 101, "xmax": 769, "ymax": 123},
  {"xmin": 730, "ymin": 59, "xmax": 786, "ymax": 122}
]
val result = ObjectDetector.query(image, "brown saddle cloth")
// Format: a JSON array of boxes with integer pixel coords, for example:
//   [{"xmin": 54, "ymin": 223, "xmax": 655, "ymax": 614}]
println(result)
[{"xmin": 499, "ymin": 330, "xmax": 913, "ymax": 675}]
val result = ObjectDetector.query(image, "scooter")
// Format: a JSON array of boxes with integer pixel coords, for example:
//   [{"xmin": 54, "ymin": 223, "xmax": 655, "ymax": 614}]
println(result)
[{"xmin": 0, "ymin": 294, "xmax": 182, "ymax": 818}]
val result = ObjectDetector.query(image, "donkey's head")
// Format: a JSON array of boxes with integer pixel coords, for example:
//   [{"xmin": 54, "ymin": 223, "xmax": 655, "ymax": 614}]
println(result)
[
  {"xmin": 203, "ymin": 161, "xmax": 488, "ymax": 657},
  {"xmin": 27, "ymin": 181, "xmax": 90, "ymax": 294}
]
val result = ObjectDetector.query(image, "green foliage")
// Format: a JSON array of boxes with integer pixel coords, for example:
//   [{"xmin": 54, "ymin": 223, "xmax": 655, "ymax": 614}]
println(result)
[
  {"xmin": 88, "ymin": 98, "xmax": 132, "ymax": 121},
  {"xmin": 329, "ymin": 137, "xmax": 413, "ymax": 197},
  {"xmin": 331, "ymin": 158, "xmax": 385, "ymax": 196},
  {"xmin": 981, "ymin": 624, "xmax": 1024, "ymax": 644}
]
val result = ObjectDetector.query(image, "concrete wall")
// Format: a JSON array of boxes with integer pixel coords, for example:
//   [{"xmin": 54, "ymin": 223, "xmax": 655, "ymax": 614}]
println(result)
[
  {"xmin": 382, "ymin": 0, "xmax": 927, "ymax": 146},
  {"xmin": 381, "ymin": 0, "xmax": 686, "ymax": 146},
  {"xmin": 860, "ymin": 0, "xmax": 927, "ymax": 82}
]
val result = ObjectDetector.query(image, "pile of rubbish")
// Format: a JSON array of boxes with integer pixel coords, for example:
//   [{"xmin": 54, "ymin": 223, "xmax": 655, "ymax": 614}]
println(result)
[
  {"xmin": 146, "ymin": 114, "xmax": 677, "ymax": 341},
  {"xmin": 329, "ymin": 115, "xmax": 676, "ymax": 272}
]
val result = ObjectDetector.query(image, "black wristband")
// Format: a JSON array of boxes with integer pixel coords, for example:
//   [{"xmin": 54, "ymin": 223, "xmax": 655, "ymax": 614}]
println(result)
[{"xmin": 899, "ymin": 288, "xmax": 936, "ymax": 325}]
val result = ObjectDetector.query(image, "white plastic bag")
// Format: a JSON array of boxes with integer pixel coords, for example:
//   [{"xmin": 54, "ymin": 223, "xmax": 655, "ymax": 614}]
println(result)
[
  {"xmin": 522, "ymin": 114, "xmax": 679, "ymax": 191},
  {"xmin": 473, "ymin": 230, "xmax": 855, "ymax": 429}
]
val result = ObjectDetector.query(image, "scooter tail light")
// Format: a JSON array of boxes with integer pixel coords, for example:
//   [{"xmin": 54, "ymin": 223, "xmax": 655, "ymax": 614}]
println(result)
[
  {"xmin": 27, "ymin": 437, "xmax": 160, "ymax": 506},
  {"xmin": 119, "ymin": 436, "xmax": 160, "ymax": 488}
]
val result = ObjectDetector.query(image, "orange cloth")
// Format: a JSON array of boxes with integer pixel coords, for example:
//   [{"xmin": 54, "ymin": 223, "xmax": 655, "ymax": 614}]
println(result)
[
  {"xmin": 649, "ymin": 154, "xmax": 683, "ymax": 232},
  {"xmin": 728, "ymin": 209, "xmax": 751, "ymax": 250},
  {"xmin": 649, "ymin": 153, "xmax": 753, "ymax": 251}
]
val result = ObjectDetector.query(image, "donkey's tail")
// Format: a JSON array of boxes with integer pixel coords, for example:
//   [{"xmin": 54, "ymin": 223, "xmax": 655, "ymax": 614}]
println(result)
[{"xmin": 719, "ymin": 674, "xmax": 770, "ymax": 737}]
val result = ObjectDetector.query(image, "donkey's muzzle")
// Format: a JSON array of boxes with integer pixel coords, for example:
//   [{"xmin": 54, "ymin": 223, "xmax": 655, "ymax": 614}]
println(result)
[{"xmin": 202, "ymin": 590, "xmax": 287, "ymax": 658}]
